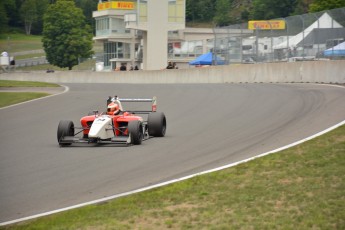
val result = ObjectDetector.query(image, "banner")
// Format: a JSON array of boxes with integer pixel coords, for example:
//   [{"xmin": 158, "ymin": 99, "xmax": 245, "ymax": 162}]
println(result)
[
  {"xmin": 98, "ymin": 1, "xmax": 135, "ymax": 11},
  {"xmin": 248, "ymin": 20, "xmax": 285, "ymax": 30}
]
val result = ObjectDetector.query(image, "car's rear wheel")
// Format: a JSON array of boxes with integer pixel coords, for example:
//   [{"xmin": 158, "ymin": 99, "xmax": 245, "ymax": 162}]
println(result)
[
  {"xmin": 57, "ymin": 120, "xmax": 74, "ymax": 146},
  {"xmin": 128, "ymin": 120, "xmax": 143, "ymax": 145},
  {"xmin": 148, "ymin": 112, "xmax": 166, "ymax": 137}
]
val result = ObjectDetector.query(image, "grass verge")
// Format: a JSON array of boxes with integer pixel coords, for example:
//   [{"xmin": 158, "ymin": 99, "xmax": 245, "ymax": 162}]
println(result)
[
  {"xmin": 15, "ymin": 59, "xmax": 96, "ymax": 71},
  {"xmin": 0, "ymin": 80, "xmax": 59, "ymax": 88},
  {"xmin": 0, "ymin": 34, "xmax": 43, "ymax": 53},
  {"xmin": 0, "ymin": 80, "xmax": 59, "ymax": 107},
  {"xmin": 0, "ymin": 92, "xmax": 50, "ymax": 108},
  {"xmin": 1, "ymin": 124, "xmax": 344, "ymax": 229}
]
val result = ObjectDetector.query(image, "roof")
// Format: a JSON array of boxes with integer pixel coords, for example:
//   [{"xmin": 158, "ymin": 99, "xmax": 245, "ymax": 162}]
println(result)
[{"xmin": 274, "ymin": 13, "xmax": 343, "ymax": 49}]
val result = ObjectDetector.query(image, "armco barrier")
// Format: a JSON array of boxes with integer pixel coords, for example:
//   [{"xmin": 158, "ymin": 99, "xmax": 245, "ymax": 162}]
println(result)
[{"xmin": 0, "ymin": 60, "xmax": 344, "ymax": 84}]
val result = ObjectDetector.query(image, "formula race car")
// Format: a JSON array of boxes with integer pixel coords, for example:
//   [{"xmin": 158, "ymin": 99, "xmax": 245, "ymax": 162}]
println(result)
[{"xmin": 57, "ymin": 96, "xmax": 166, "ymax": 146}]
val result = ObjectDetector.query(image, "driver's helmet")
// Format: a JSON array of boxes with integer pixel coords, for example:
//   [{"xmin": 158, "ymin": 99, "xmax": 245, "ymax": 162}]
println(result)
[{"xmin": 107, "ymin": 102, "xmax": 120, "ymax": 115}]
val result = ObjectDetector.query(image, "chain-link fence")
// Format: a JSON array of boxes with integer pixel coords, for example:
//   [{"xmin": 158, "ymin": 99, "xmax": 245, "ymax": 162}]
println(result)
[{"xmin": 212, "ymin": 7, "xmax": 345, "ymax": 64}]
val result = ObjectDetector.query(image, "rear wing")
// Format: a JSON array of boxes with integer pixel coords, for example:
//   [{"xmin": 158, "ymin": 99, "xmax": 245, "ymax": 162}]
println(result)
[{"xmin": 107, "ymin": 96, "xmax": 157, "ymax": 114}]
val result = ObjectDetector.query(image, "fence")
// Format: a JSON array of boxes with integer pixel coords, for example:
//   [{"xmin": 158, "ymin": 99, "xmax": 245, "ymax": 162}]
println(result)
[{"xmin": 212, "ymin": 7, "xmax": 345, "ymax": 64}]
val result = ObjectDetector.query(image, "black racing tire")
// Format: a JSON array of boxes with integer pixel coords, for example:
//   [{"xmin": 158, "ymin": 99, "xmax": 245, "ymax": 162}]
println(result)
[
  {"xmin": 148, "ymin": 112, "xmax": 166, "ymax": 137},
  {"xmin": 128, "ymin": 120, "xmax": 143, "ymax": 145},
  {"xmin": 57, "ymin": 120, "xmax": 74, "ymax": 146}
]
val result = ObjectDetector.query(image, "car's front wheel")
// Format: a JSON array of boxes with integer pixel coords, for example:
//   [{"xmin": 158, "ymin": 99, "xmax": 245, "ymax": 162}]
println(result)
[
  {"xmin": 128, "ymin": 120, "xmax": 143, "ymax": 145},
  {"xmin": 57, "ymin": 120, "xmax": 74, "ymax": 146}
]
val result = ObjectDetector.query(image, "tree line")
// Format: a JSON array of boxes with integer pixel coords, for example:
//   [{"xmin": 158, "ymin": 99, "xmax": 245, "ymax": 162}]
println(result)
[
  {"xmin": 0, "ymin": 0, "xmax": 98, "ymax": 35},
  {"xmin": 1, "ymin": 0, "xmax": 94, "ymax": 70},
  {"xmin": 1, "ymin": 0, "xmax": 344, "ymax": 34},
  {"xmin": 187, "ymin": 0, "xmax": 344, "ymax": 26}
]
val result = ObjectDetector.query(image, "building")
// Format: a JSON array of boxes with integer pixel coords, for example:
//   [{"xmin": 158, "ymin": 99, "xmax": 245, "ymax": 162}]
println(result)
[
  {"xmin": 92, "ymin": 0, "xmax": 253, "ymax": 71},
  {"xmin": 93, "ymin": 0, "xmax": 187, "ymax": 71}
]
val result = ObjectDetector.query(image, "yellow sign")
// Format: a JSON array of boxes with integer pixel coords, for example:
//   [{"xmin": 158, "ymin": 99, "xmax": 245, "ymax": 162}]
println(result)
[
  {"xmin": 98, "ymin": 1, "xmax": 135, "ymax": 11},
  {"xmin": 248, "ymin": 20, "xmax": 285, "ymax": 30}
]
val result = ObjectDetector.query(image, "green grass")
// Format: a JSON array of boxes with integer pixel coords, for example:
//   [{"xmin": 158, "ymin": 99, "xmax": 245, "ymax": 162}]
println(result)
[
  {"xmin": 15, "ymin": 59, "xmax": 96, "ymax": 71},
  {"xmin": 0, "ymin": 34, "xmax": 43, "ymax": 53},
  {"xmin": 0, "ymin": 92, "xmax": 50, "ymax": 108},
  {"xmin": 0, "ymin": 80, "xmax": 59, "ymax": 88},
  {"xmin": 14, "ymin": 53, "xmax": 46, "ymax": 60},
  {"xmin": 1, "ymin": 32, "xmax": 98, "ymax": 69},
  {"xmin": 1, "ymin": 124, "xmax": 344, "ymax": 229},
  {"xmin": 0, "ymin": 80, "xmax": 59, "ymax": 107}
]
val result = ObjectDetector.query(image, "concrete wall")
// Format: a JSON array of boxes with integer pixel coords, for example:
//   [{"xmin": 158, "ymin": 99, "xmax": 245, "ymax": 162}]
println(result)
[{"xmin": 1, "ymin": 60, "xmax": 344, "ymax": 84}]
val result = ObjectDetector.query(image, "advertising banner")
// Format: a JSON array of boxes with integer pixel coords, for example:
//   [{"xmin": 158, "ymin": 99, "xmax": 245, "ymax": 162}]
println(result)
[{"xmin": 248, "ymin": 20, "xmax": 285, "ymax": 30}]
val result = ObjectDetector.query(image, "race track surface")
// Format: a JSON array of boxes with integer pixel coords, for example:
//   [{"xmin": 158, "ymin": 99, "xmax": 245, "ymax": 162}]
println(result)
[{"xmin": 1, "ymin": 83, "xmax": 345, "ymax": 222}]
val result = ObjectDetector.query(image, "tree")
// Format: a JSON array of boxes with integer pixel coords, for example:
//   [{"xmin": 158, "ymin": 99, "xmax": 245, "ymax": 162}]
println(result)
[
  {"xmin": 4, "ymin": 0, "xmax": 20, "ymax": 28},
  {"xmin": 42, "ymin": 0, "xmax": 93, "ymax": 70},
  {"xmin": 241, "ymin": 9, "xmax": 250, "ymax": 22},
  {"xmin": 185, "ymin": 0, "xmax": 194, "ymax": 22},
  {"xmin": 20, "ymin": 0, "xmax": 38, "ymax": 35},
  {"xmin": 31, "ymin": 0, "xmax": 49, "ymax": 34},
  {"xmin": 185, "ymin": 0, "xmax": 216, "ymax": 23},
  {"xmin": 250, "ymin": 0, "xmax": 298, "ymax": 20},
  {"xmin": 196, "ymin": 0, "xmax": 216, "ymax": 22},
  {"xmin": 293, "ymin": 0, "xmax": 314, "ymax": 15},
  {"xmin": 309, "ymin": 0, "xmax": 345, "ymax": 12},
  {"xmin": 75, "ymin": 0, "xmax": 98, "ymax": 29},
  {"xmin": 0, "ymin": 2, "xmax": 9, "ymax": 33},
  {"xmin": 213, "ymin": 0, "xmax": 232, "ymax": 26}
]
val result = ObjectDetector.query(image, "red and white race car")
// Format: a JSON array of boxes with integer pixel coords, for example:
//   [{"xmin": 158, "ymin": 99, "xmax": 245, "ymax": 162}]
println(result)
[{"xmin": 57, "ymin": 96, "xmax": 166, "ymax": 146}]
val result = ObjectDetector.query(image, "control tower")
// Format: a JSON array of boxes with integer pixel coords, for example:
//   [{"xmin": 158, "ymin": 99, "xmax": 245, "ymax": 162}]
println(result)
[
  {"xmin": 125, "ymin": 0, "xmax": 185, "ymax": 70},
  {"xmin": 93, "ymin": 0, "xmax": 185, "ymax": 70}
]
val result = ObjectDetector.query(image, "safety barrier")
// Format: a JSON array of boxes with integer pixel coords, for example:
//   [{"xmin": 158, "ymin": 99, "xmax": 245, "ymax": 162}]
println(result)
[{"xmin": 0, "ymin": 60, "xmax": 344, "ymax": 84}]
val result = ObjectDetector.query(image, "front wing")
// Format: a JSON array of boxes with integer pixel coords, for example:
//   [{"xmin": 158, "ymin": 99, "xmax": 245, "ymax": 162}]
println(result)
[{"xmin": 59, "ymin": 135, "xmax": 132, "ymax": 145}]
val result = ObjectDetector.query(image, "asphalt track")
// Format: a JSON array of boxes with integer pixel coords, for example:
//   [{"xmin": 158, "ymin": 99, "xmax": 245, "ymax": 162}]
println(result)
[{"xmin": 1, "ymin": 83, "xmax": 345, "ymax": 223}]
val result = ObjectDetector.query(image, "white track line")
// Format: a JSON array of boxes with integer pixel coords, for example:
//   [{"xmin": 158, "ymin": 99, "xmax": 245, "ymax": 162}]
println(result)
[{"xmin": 1, "ymin": 119, "xmax": 345, "ymax": 226}]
